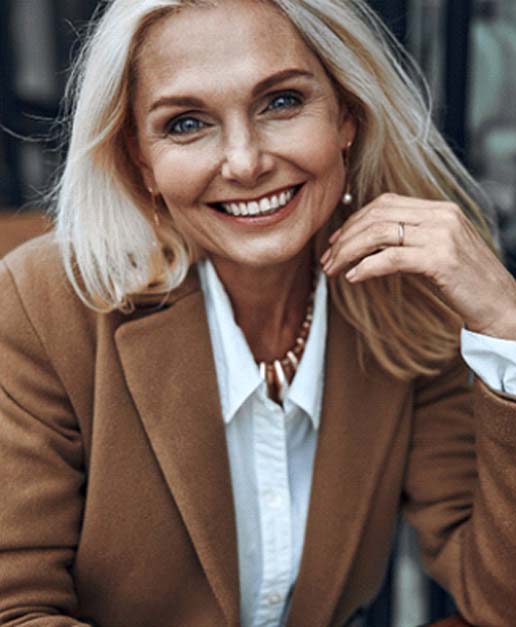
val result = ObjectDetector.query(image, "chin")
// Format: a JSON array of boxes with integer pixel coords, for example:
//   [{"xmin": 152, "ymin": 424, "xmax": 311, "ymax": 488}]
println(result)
[{"xmin": 233, "ymin": 244, "xmax": 310, "ymax": 269}]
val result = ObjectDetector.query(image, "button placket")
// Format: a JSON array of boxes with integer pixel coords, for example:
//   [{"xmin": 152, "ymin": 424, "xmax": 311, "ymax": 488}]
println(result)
[{"xmin": 253, "ymin": 400, "xmax": 292, "ymax": 626}]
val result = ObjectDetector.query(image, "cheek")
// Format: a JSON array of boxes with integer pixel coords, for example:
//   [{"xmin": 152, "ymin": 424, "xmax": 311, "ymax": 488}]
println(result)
[
  {"xmin": 293, "ymin": 123, "xmax": 344, "ymax": 178},
  {"xmin": 151, "ymin": 150, "xmax": 215, "ymax": 208},
  {"xmin": 164, "ymin": 204, "xmax": 212, "ymax": 253},
  {"xmin": 299, "ymin": 129, "xmax": 346, "ymax": 224}
]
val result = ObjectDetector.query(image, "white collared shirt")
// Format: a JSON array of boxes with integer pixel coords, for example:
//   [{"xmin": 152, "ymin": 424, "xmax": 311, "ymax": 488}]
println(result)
[
  {"xmin": 198, "ymin": 259, "xmax": 326, "ymax": 627},
  {"xmin": 197, "ymin": 258, "xmax": 516, "ymax": 627}
]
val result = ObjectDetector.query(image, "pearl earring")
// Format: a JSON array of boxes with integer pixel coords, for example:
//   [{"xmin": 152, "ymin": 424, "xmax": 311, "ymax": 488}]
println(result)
[{"xmin": 342, "ymin": 141, "xmax": 353, "ymax": 206}]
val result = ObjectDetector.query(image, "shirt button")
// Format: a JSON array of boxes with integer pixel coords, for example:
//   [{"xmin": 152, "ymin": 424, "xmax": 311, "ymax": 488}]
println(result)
[
  {"xmin": 266, "ymin": 492, "xmax": 283, "ymax": 508},
  {"xmin": 267, "ymin": 592, "xmax": 283, "ymax": 605}
]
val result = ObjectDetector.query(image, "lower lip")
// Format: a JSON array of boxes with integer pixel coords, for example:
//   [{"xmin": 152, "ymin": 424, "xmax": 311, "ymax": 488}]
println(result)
[{"xmin": 210, "ymin": 186, "xmax": 304, "ymax": 227}]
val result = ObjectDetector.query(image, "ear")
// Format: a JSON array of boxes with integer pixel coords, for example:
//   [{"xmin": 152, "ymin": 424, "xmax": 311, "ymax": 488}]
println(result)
[{"xmin": 337, "ymin": 109, "xmax": 357, "ymax": 151}]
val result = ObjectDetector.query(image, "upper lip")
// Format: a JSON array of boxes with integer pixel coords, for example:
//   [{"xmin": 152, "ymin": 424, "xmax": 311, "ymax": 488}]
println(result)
[{"xmin": 207, "ymin": 183, "xmax": 302, "ymax": 206}]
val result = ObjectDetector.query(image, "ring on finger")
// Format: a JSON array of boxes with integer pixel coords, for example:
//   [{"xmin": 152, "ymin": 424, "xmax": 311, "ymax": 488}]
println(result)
[{"xmin": 397, "ymin": 221, "xmax": 405, "ymax": 247}]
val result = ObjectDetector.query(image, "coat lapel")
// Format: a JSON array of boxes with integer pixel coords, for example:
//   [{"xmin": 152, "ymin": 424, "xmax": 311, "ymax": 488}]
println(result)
[
  {"xmin": 115, "ymin": 271, "xmax": 408, "ymax": 626},
  {"xmin": 287, "ymin": 299, "xmax": 407, "ymax": 627},
  {"xmin": 114, "ymin": 272, "xmax": 240, "ymax": 626}
]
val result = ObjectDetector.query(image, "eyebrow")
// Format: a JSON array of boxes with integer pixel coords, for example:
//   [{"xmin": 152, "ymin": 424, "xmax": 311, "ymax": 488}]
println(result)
[
  {"xmin": 147, "ymin": 68, "xmax": 315, "ymax": 113},
  {"xmin": 251, "ymin": 68, "xmax": 315, "ymax": 96}
]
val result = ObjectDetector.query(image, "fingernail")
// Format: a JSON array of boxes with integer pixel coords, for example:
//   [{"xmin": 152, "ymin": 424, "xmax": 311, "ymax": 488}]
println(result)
[
  {"xmin": 346, "ymin": 267, "xmax": 357, "ymax": 281},
  {"xmin": 320, "ymin": 249, "xmax": 331, "ymax": 264}
]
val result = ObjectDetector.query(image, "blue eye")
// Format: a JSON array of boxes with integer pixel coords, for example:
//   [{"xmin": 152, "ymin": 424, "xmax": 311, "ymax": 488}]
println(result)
[
  {"xmin": 167, "ymin": 116, "xmax": 206, "ymax": 136},
  {"xmin": 266, "ymin": 92, "xmax": 302, "ymax": 112}
]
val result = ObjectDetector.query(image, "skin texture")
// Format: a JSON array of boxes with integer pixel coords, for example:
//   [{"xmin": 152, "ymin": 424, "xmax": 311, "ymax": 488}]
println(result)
[
  {"xmin": 132, "ymin": 0, "xmax": 355, "ymax": 361},
  {"xmin": 321, "ymin": 193, "xmax": 516, "ymax": 340},
  {"xmin": 133, "ymin": 0, "xmax": 516, "ymax": 354}
]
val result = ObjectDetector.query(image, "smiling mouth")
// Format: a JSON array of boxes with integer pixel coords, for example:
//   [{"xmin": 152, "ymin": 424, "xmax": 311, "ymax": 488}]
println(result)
[{"xmin": 209, "ymin": 185, "xmax": 303, "ymax": 217}]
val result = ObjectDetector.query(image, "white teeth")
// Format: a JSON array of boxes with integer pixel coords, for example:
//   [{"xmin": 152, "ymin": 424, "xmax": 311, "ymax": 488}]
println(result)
[
  {"xmin": 259, "ymin": 198, "xmax": 270, "ymax": 212},
  {"xmin": 220, "ymin": 186, "xmax": 298, "ymax": 217}
]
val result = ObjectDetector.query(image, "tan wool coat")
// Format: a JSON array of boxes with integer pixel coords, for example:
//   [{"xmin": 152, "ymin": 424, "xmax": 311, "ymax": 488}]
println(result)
[{"xmin": 1, "ymin": 234, "xmax": 516, "ymax": 627}]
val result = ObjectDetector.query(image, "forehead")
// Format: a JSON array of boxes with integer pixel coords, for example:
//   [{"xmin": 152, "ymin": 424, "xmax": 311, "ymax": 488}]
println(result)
[{"xmin": 134, "ymin": 0, "xmax": 327, "ymax": 100}]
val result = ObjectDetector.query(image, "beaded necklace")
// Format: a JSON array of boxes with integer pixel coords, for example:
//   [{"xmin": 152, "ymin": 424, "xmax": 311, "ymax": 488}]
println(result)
[{"xmin": 258, "ymin": 273, "xmax": 316, "ymax": 404}]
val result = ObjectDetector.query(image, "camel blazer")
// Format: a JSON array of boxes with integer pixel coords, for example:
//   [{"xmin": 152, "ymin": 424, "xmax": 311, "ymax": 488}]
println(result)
[{"xmin": 1, "ymin": 234, "xmax": 516, "ymax": 627}]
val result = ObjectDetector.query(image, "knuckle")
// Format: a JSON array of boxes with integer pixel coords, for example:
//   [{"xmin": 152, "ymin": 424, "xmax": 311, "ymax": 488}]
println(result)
[
  {"xmin": 380, "ymin": 192, "xmax": 397, "ymax": 204},
  {"xmin": 443, "ymin": 202, "xmax": 462, "ymax": 224},
  {"xmin": 368, "ymin": 206, "xmax": 384, "ymax": 221},
  {"xmin": 369, "ymin": 222, "xmax": 385, "ymax": 240}
]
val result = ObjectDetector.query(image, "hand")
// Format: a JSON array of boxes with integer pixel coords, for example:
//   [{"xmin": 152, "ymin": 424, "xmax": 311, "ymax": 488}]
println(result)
[{"xmin": 320, "ymin": 193, "xmax": 516, "ymax": 340}]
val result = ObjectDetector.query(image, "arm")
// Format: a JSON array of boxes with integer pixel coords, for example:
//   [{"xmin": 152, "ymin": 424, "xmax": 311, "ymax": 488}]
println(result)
[
  {"xmin": 403, "ymin": 356, "xmax": 516, "ymax": 626},
  {"xmin": 0, "ymin": 260, "xmax": 92, "ymax": 626},
  {"xmin": 320, "ymin": 192, "xmax": 516, "ymax": 621}
]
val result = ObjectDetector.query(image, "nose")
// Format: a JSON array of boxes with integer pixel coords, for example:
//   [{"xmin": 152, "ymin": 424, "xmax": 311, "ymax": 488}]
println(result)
[{"xmin": 220, "ymin": 122, "xmax": 274, "ymax": 186}]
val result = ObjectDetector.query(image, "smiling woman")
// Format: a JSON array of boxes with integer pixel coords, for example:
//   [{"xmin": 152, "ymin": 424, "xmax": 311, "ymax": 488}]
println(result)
[
  {"xmin": 130, "ymin": 2, "xmax": 353, "ymax": 313},
  {"xmin": 1, "ymin": 0, "xmax": 516, "ymax": 626}
]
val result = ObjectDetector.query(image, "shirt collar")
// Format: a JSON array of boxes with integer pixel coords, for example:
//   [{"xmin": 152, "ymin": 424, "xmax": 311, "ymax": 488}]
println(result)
[
  {"xmin": 286, "ymin": 271, "xmax": 326, "ymax": 429},
  {"xmin": 198, "ymin": 259, "xmax": 327, "ymax": 430},
  {"xmin": 199, "ymin": 259, "xmax": 262, "ymax": 422}
]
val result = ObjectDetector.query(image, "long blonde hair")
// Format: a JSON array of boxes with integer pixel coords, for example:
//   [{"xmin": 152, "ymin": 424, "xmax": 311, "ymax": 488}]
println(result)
[{"xmin": 53, "ymin": 0, "xmax": 494, "ymax": 379}]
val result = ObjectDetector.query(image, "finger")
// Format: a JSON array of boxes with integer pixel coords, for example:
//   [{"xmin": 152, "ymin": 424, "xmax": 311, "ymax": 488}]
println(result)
[
  {"xmin": 350, "ymin": 193, "xmax": 447, "ymax": 218},
  {"xmin": 342, "ymin": 194, "xmax": 446, "ymax": 232},
  {"xmin": 323, "ymin": 222, "xmax": 424, "ymax": 275},
  {"xmin": 320, "ymin": 247, "xmax": 332, "ymax": 265},
  {"xmin": 331, "ymin": 209, "xmax": 424, "ymax": 259},
  {"xmin": 323, "ymin": 217, "xmax": 415, "ymax": 266},
  {"xmin": 379, "ymin": 194, "xmax": 463, "ymax": 216},
  {"xmin": 343, "ymin": 206, "xmax": 426, "ymax": 236},
  {"xmin": 343, "ymin": 246, "xmax": 427, "ymax": 282},
  {"xmin": 323, "ymin": 196, "xmax": 458, "ymax": 265},
  {"xmin": 328, "ymin": 227, "xmax": 342, "ymax": 245}
]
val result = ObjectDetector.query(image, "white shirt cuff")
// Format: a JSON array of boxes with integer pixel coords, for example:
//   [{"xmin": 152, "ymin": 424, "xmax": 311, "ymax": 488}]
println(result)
[{"xmin": 461, "ymin": 328, "xmax": 516, "ymax": 395}]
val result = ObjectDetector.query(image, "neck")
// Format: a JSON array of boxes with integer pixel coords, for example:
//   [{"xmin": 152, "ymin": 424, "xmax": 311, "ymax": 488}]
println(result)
[{"xmin": 210, "ymin": 248, "xmax": 314, "ymax": 363}]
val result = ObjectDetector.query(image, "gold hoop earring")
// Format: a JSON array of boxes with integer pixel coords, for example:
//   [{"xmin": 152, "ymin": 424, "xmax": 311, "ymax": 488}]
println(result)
[
  {"xmin": 148, "ymin": 188, "xmax": 161, "ymax": 227},
  {"xmin": 342, "ymin": 141, "xmax": 353, "ymax": 206}
]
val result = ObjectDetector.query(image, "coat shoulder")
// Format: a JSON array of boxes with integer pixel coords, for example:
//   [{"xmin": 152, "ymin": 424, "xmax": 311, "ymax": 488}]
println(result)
[
  {"xmin": 2, "ymin": 231, "xmax": 73, "ymax": 303},
  {"xmin": 1, "ymin": 231, "xmax": 94, "ymax": 334},
  {"xmin": 1, "ymin": 231, "xmax": 203, "ymax": 356}
]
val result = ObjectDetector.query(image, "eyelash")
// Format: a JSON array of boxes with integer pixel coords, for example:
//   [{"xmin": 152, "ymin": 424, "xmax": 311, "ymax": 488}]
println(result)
[
  {"xmin": 165, "ymin": 116, "xmax": 209, "ymax": 137},
  {"xmin": 263, "ymin": 91, "xmax": 303, "ymax": 113},
  {"xmin": 164, "ymin": 90, "xmax": 304, "ymax": 138}
]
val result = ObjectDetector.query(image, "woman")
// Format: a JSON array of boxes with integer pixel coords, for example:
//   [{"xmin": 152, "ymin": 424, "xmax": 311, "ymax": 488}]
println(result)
[{"xmin": 1, "ymin": 0, "xmax": 516, "ymax": 625}]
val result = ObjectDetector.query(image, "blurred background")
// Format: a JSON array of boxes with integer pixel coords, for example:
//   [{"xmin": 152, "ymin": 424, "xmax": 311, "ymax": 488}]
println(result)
[{"xmin": 0, "ymin": 0, "xmax": 515, "ymax": 625}]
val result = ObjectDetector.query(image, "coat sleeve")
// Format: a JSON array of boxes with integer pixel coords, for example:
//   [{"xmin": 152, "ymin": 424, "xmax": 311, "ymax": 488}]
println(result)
[
  {"xmin": 402, "ymin": 354, "xmax": 516, "ymax": 626},
  {"xmin": 0, "ymin": 259, "xmax": 92, "ymax": 626}
]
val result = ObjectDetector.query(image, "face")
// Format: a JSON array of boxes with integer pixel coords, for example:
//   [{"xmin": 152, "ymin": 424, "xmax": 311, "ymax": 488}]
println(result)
[{"xmin": 132, "ymin": 0, "xmax": 355, "ymax": 271}]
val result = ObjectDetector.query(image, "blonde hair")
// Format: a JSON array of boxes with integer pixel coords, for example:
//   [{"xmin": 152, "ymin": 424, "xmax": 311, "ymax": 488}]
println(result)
[{"xmin": 53, "ymin": 0, "xmax": 494, "ymax": 379}]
